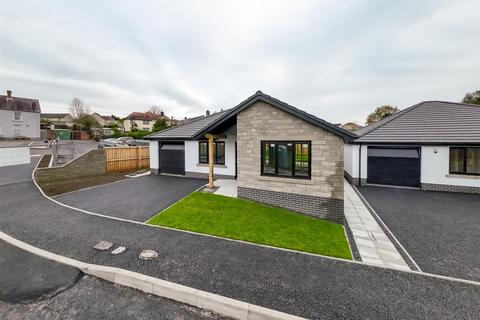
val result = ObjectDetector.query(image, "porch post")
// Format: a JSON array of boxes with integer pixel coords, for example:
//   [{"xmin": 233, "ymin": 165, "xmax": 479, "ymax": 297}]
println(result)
[{"xmin": 206, "ymin": 134, "xmax": 215, "ymax": 188}]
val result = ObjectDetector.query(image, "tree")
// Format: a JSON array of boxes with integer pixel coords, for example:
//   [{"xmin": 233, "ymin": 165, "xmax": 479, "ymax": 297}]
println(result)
[
  {"xmin": 462, "ymin": 90, "xmax": 480, "ymax": 105},
  {"xmin": 77, "ymin": 114, "xmax": 100, "ymax": 131},
  {"xmin": 130, "ymin": 120, "xmax": 138, "ymax": 132},
  {"xmin": 366, "ymin": 105, "xmax": 399, "ymax": 125},
  {"xmin": 70, "ymin": 97, "xmax": 89, "ymax": 120},
  {"xmin": 152, "ymin": 118, "xmax": 169, "ymax": 132},
  {"xmin": 149, "ymin": 106, "xmax": 163, "ymax": 115}
]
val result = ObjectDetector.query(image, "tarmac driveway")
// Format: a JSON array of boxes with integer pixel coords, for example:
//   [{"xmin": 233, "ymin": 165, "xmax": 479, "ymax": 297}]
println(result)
[
  {"xmin": 0, "ymin": 156, "xmax": 39, "ymax": 186},
  {"xmin": 55, "ymin": 175, "xmax": 207, "ymax": 222},
  {"xmin": 359, "ymin": 186, "xmax": 480, "ymax": 282}
]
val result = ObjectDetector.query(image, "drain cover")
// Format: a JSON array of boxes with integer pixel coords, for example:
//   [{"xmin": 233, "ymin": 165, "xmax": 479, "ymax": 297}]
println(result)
[
  {"xmin": 139, "ymin": 249, "xmax": 158, "ymax": 260},
  {"xmin": 93, "ymin": 241, "xmax": 113, "ymax": 251}
]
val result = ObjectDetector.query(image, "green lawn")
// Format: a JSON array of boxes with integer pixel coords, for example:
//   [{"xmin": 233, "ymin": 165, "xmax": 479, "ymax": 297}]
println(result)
[{"xmin": 146, "ymin": 192, "xmax": 352, "ymax": 259}]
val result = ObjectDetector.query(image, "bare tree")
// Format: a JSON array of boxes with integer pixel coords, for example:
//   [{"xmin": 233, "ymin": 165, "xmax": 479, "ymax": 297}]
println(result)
[
  {"xmin": 70, "ymin": 98, "xmax": 89, "ymax": 120},
  {"xmin": 149, "ymin": 105, "xmax": 163, "ymax": 115}
]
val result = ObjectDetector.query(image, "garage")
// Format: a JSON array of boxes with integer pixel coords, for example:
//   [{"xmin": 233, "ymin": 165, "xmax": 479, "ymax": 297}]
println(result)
[
  {"xmin": 159, "ymin": 143, "xmax": 185, "ymax": 175},
  {"xmin": 367, "ymin": 147, "xmax": 420, "ymax": 187}
]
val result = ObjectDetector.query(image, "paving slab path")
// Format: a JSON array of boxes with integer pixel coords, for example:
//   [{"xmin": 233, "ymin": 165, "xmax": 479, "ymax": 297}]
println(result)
[
  {"xmin": 0, "ymin": 164, "xmax": 479, "ymax": 319},
  {"xmin": 344, "ymin": 181, "xmax": 411, "ymax": 271}
]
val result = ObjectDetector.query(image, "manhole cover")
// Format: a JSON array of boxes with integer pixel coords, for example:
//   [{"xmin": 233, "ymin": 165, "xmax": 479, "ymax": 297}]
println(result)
[{"xmin": 139, "ymin": 249, "xmax": 158, "ymax": 260}]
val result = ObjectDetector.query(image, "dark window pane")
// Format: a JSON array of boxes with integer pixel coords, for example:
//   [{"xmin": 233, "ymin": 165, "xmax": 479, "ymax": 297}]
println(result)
[
  {"xmin": 277, "ymin": 143, "xmax": 293, "ymax": 176},
  {"xmin": 295, "ymin": 143, "xmax": 309, "ymax": 176},
  {"xmin": 199, "ymin": 142, "xmax": 208, "ymax": 163},
  {"xmin": 215, "ymin": 142, "xmax": 225, "ymax": 164},
  {"xmin": 263, "ymin": 143, "xmax": 276, "ymax": 174},
  {"xmin": 449, "ymin": 148, "xmax": 465, "ymax": 173},
  {"xmin": 466, "ymin": 148, "xmax": 480, "ymax": 174}
]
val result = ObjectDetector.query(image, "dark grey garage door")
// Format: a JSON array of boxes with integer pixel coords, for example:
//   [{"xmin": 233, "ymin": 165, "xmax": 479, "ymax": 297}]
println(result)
[
  {"xmin": 367, "ymin": 147, "xmax": 420, "ymax": 187},
  {"xmin": 159, "ymin": 143, "xmax": 185, "ymax": 175}
]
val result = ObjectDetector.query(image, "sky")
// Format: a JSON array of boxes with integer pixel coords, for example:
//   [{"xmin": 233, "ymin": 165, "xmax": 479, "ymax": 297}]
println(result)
[{"xmin": 0, "ymin": 0, "xmax": 479, "ymax": 124}]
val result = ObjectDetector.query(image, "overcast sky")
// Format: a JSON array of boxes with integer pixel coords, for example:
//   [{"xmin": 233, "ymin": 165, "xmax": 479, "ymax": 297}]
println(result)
[{"xmin": 1, "ymin": 0, "xmax": 479, "ymax": 124}]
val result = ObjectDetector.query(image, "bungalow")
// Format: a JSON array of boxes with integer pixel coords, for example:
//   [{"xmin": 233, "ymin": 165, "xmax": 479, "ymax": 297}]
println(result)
[
  {"xmin": 344, "ymin": 101, "xmax": 480, "ymax": 194},
  {"xmin": 146, "ymin": 91, "xmax": 356, "ymax": 222}
]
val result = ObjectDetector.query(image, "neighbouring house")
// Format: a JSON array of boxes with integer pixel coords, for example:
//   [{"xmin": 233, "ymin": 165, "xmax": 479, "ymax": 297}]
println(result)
[
  {"xmin": 0, "ymin": 90, "xmax": 41, "ymax": 138},
  {"xmin": 146, "ymin": 91, "xmax": 355, "ymax": 222},
  {"xmin": 344, "ymin": 101, "xmax": 480, "ymax": 194},
  {"xmin": 341, "ymin": 122, "xmax": 363, "ymax": 132},
  {"xmin": 40, "ymin": 113, "xmax": 75, "ymax": 128},
  {"xmin": 91, "ymin": 113, "xmax": 118, "ymax": 127},
  {"xmin": 123, "ymin": 111, "xmax": 172, "ymax": 132}
]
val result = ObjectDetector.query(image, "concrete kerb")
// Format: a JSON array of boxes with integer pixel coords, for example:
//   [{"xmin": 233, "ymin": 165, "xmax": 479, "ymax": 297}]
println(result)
[
  {"xmin": 29, "ymin": 155, "xmax": 480, "ymax": 288},
  {"xmin": 0, "ymin": 230, "xmax": 306, "ymax": 320}
]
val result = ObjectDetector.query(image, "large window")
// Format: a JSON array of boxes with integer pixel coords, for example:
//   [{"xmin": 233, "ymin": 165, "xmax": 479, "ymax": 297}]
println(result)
[
  {"xmin": 449, "ymin": 147, "xmax": 480, "ymax": 175},
  {"xmin": 261, "ymin": 141, "xmax": 311, "ymax": 178},
  {"xmin": 199, "ymin": 141, "xmax": 225, "ymax": 165}
]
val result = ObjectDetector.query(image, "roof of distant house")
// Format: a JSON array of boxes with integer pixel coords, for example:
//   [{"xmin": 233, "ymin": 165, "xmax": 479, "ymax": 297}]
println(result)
[
  {"xmin": 101, "ymin": 115, "xmax": 114, "ymax": 121},
  {"xmin": 355, "ymin": 101, "xmax": 480, "ymax": 144},
  {"xmin": 41, "ymin": 113, "xmax": 70, "ymax": 118},
  {"xmin": 146, "ymin": 91, "xmax": 356, "ymax": 141},
  {"xmin": 0, "ymin": 91, "xmax": 41, "ymax": 113},
  {"xmin": 126, "ymin": 111, "xmax": 163, "ymax": 121}
]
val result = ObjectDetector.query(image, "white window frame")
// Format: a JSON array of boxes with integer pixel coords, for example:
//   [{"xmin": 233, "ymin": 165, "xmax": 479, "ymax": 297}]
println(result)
[
  {"xmin": 13, "ymin": 128, "xmax": 21, "ymax": 136},
  {"xmin": 13, "ymin": 111, "xmax": 22, "ymax": 121}
]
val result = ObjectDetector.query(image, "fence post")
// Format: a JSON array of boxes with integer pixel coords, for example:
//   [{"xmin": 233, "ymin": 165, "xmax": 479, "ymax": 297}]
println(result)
[{"xmin": 138, "ymin": 146, "xmax": 141, "ymax": 169}]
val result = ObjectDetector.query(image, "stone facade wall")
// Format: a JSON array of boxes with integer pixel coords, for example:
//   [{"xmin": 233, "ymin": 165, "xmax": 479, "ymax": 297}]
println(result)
[
  {"xmin": 35, "ymin": 149, "xmax": 106, "ymax": 183},
  {"xmin": 421, "ymin": 183, "xmax": 480, "ymax": 194},
  {"xmin": 236, "ymin": 101, "xmax": 344, "ymax": 222}
]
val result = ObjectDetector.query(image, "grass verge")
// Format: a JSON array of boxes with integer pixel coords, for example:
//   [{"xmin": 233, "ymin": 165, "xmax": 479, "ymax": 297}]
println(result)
[{"xmin": 147, "ymin": 192, "xmax": 351, "ymax": 259}]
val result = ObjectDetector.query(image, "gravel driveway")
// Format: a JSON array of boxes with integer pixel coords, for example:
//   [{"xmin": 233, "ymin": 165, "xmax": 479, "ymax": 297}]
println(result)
[
  {"xmin": 359, "ymin": 186, "xmax": 480, "ymax": 282},
  {"xmin": 55, "ymin": 175, "xmax": 207, "ymax": 221}
]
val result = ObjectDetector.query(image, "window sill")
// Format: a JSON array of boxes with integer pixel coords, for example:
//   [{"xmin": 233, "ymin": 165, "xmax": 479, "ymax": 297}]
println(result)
[
  {"xmin": 257, "ymin": 175, "xmax": 314, "ymax": 185},
  {"xmin": 196, "ymin": 163, "xmax": 227, "ymax": 168},
  {"xmin": 446, "ymin": 174, "xmax": 480, "ymax": 180}
]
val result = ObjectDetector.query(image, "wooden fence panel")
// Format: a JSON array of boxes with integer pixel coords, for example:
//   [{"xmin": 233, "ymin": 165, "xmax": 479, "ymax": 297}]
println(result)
[{"xmin": 105, "ymin": 146, "xmax": 150, "ymax": 173}]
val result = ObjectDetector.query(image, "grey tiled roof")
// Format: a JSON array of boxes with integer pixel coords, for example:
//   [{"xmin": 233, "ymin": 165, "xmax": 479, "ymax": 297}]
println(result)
[
  {"xmin": 146, "ymin": 91, "xmax": 356, "ymax": 141},
  {"xmin": 356, "ymin": 101, "xmax": 480, "ymax": 144},
  {"xmin": 145, "ymin": 109, "xmax": 230, "ymax": 139},
  {"xmin": 0, "ymin": 95, "xmax": 41, "ymax": 113}
]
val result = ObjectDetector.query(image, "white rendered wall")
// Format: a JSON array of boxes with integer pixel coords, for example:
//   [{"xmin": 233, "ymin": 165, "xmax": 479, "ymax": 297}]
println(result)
[
  {"xmin": 0, "ymin": 147, "xmax": 30, "ymax": 167},
  {"xmin": 185, "ymin": 134, "xmax": 236, "ymax": 177},
  {"xmin": 0, "ymin": 110, "xmax": 40, "ymax": 138},
  {"xmin": 421, "ymin": 146, "xmax": 480, "ymax": 187},
  {"xmin": 149, "ymin": 141, "xmax": 159, "ymax": 169},
  {"xmin": 344, "ymin": 144, "xmax": 366, "ymax": 179}
]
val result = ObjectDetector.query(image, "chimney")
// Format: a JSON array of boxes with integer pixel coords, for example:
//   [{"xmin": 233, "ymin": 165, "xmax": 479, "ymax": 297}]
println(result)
[
  {"xmin": 160, "ymin": 111, "xmax": 164, "ymax": 116},
  {"xmin": 6, "ymin": 90, "xmax": 12, "ymax": 98},
  {"xmin": 206, "ymin": 110, "xmax": 210, "ymax": 116}
]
